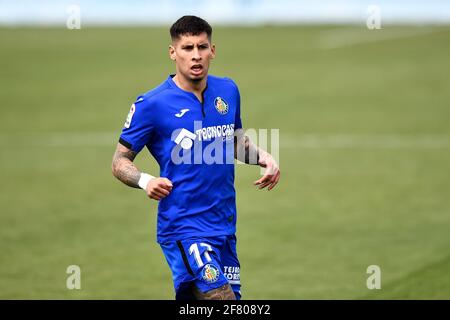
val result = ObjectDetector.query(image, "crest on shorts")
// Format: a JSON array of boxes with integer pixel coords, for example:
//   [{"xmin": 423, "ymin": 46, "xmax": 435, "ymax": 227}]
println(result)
[
  {"xmin": 214, "ymin": 97, "xmax": 229, "ymax": 115},
  {"xmin": 201, "ymin": 264, "xmax": 220, "ymax": 283}
]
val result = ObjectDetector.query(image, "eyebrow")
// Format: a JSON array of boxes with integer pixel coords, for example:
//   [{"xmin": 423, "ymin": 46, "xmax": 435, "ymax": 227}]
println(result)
[{"xmin": 181, "ymin": 43, "xmax": 209, "ymax": 48}]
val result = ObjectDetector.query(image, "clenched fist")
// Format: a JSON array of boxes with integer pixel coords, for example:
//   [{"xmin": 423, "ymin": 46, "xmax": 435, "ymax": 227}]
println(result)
[{"xmin": 145, "ymin": 177, "xmax": 173, "ymax": 201}]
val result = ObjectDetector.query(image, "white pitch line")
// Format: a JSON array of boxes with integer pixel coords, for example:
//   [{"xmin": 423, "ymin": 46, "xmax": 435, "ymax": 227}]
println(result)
[
  {"xmin": 318, "ymin": 27, "xmax": 437, "ymax": 50},
  {"xmin": 0, "ymin": 132, "xmax": 118, "ymax": 147},
  {"xmin": 281, "ymin": 134, "xmax": 450, "ymax": 149},
  {"xmin": 1, "ymin": 132, "xmax": 450, "ymax": 149}
]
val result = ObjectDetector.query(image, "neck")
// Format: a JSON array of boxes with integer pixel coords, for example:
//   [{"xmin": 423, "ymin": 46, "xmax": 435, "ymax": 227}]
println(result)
[{"xmin": 173, "ymin": 74, "xmax": 207, "ymax": 95}]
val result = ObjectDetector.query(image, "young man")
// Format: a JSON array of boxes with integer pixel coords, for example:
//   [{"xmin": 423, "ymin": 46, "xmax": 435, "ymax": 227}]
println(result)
[{"xmin": 112, "ymin": 16, "xmax": 280, "ymax": 300}]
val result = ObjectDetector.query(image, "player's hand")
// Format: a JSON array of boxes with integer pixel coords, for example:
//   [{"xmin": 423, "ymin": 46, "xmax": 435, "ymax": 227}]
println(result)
[
  {"xmin": 145, "ymin": 177, "xmax": 173, "ymax": 201},
  {"xmin": 254, "ymin": 152, "xmax": 280, "ymax": 191}
]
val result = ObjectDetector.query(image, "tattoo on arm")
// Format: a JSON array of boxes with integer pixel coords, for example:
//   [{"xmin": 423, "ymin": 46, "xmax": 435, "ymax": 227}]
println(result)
[
  {"xmin": 192, "ymin": 283, "xmax": 236, "ymax": 300},
  {"xmin": 234, "ymin": 132, "xmax": 260, "ymax": 165},
  {"xmin": 111, "ymin": 143, "xmax": 141, "ymax": 188}
]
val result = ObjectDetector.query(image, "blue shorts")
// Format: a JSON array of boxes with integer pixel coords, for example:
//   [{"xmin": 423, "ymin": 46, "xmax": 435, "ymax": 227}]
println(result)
[{"xmin": 160, "ymin": 235, "xmax": 241, "ymax": 300}]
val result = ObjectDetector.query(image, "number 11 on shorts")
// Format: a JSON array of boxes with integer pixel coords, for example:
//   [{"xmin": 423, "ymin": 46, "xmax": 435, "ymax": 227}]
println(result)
[{"xmin": 189, "ymin": 243, "xmax": 213, "ymax": 268}]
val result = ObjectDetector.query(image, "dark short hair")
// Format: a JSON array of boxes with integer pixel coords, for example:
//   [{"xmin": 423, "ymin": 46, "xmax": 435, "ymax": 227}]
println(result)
[{"xmin": 170, "ymin": 15, "xmax": 212, "ymax": 41}]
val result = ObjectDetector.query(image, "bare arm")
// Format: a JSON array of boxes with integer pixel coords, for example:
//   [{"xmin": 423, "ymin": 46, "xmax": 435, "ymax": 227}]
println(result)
[
  {"xmin": 234, "ymin": 130, "xmax": 260, "ymax": 165},
  {"xmin": 111, "ymin": 143, "xmax": 140, "ymax": 188},
  {"xmin": 234, "ymin": 129, "xmax": 281, "ymax": 191},
  {"xmin": 111, "ymin": 143, "xmax": 173, "ymax": 200}
]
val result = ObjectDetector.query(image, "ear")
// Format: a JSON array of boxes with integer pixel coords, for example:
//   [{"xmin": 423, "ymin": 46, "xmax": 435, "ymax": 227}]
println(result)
[
  {"xmin": 169, "ymin": 45, "xmax": 176, "ymax": 61},
  {"xmin": 210, "ymin": 43, "xmax": 216, "ymax": 60}
]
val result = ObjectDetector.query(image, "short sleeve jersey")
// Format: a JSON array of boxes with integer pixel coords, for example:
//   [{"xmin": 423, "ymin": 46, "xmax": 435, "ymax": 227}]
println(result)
[{"xmin": 119, "ymin": 75, "xmax": 243, "ymax": 243}]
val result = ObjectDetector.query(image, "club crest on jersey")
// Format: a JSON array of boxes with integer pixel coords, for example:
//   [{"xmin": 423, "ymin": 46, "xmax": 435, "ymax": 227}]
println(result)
[
  {"xmin": 214, "ymin": 97, "xmax": 229, "ymax": 115},
  {"xmin": 201, "ymin": 264, "xmax": 220, "ymax": 283},
  {"xmin": 124, "ymin": 103, "xmax": 136, "ymax": 128}
]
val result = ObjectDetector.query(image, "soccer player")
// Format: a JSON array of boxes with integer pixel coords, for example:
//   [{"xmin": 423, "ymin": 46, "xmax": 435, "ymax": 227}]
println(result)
[{"xmin": 111, "ymin": 15, "xmax": 280, "ymax": 300}]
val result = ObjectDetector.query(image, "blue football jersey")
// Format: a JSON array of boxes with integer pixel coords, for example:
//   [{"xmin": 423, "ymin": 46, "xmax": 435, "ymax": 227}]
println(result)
[{"xmin": 119, "ymin": 75, "xmax": 243, "ymax": 243}]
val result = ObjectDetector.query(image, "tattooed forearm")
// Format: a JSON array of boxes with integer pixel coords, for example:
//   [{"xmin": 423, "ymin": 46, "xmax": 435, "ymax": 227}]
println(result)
[
  {"xmin": 234, "ymin": 130, "xmax": 260, "ymax": 165},
  {"xmin": 111, "ymin": 143, "xmax": 141, "ymax": 188},
  {"xmin": 192, "ymin": 284, "xmax": 236, "ymax": 300}
]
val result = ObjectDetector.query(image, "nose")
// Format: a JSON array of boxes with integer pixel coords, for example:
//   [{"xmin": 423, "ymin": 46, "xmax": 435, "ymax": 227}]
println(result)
[{"xmin": 192, "ymin": 47, "xmax": 201, "ymax": 61}]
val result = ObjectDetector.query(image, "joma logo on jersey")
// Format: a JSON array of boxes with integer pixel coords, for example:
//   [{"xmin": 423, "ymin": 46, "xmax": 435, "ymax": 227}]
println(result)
[
  {"xmin": 175, "ymin": 108, "xmax": 190, "ymax": 118},
  {"xmin": 172, "ymin": 123, "xmax": 235, "ymax": 150}
]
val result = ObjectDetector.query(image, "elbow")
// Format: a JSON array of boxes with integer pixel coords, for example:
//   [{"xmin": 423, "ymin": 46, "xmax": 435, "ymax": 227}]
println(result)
[
  {"xmin": 111, "ymin": 158, "xmax": 119, "ymax": 179},
  {"xmin": 111, "ymin": 164, "xmax": 117, "ymax": 179}
]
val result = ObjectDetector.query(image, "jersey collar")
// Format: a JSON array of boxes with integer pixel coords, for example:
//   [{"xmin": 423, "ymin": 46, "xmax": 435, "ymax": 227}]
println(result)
[{"xmin": 167, "ymin": 74, "xmax": 209, "ymax": 104}]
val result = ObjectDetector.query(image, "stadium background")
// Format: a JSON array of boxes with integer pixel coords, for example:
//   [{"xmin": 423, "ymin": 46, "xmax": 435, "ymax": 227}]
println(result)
[{"xmin": 1, "ymin": 0, "xmax": 449, "ymax": 299}]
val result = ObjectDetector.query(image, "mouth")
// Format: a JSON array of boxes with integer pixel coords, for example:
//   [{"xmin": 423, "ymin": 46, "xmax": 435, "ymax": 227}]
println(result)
[{"xmin": 191, "ymin": 64, "xmax": 203, "ymax": 75}]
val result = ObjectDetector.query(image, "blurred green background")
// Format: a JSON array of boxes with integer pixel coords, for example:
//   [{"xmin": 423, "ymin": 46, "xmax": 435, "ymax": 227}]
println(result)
[{"xmin": 0, "ymin": 26, "xmax": 449, "ymax": 299}]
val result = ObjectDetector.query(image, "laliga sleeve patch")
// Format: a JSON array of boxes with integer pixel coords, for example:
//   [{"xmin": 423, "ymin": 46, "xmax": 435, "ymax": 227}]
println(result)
[{"xmin": 124, "ymin": 103, "xmax": 136, "ymax": 128}]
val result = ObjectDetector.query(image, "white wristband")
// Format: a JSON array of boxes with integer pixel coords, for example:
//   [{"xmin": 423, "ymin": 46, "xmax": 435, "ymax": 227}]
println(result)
[{"xmin": 138, "ymin": 173, "xmax": 155, "ymax": 191}]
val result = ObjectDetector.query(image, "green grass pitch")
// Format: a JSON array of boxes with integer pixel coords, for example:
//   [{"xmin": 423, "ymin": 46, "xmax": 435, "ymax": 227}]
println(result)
[{"xmin": 0, "ymin": 25, "xmax": 449, "ymax": 299}]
